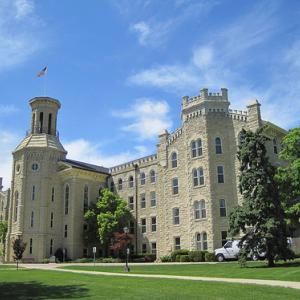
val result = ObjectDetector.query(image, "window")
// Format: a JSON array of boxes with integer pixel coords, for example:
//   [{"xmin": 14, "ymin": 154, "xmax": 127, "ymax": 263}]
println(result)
[
  {"xmin": 173, "ymin": 208, "xmax": 180, "ymax": 225},
  {"xmin": 110, "ymin": 181, "xmax": 115, "ymax": 192},
  {"xmin": 172, "ymin": 178, "xmax": 179, "ymax": 195},
  {"xmin": 29, "ymin": 238, "xmax": 33, "ymax": 254},
  {"xmin": 171, "ymin": 152, "xmax": 177, "ymax": 168},
  {"xmin": 150, "ymin": 191, "xmax": 156, "ymax": 207},
  {"xmin": 64, "ymin": 225, "xmax": 68, "ymax": 238},
  {"xmin": 129, "ymin": 176, "xmax": 134, "ymax": 188},
  {"xmin": 219, "ymin": 199, "xmax": 227, "ymax": 217},
  {"xmin": 191, "ymin": 139, "xmax": 202, "ymax": 158},
  {"xmin": 151, "ymin": 216, "xmax": 157, "ymax": 232},
  {"xmin": 83, "ymin": 185, "xmax": 89, "ymax": 213},
  {"xmin": 51, "ymin": 187, "xmax": 55, "ymax": 202},
  {"xmin": 64, "ymin": 185, "xmax": 69, "ymax": 215},
  {"xmin": 48, "ymin": 113, "xmax": 52, "ymax": 134},
  {"xmin": 83, "ymin": 248, "xmax": 88, "ymax": 257},
  {"xmin": 196, "ymin": 232, "xmax": 208, "ymax": 250},
  {"xmin": 151, "ymin": 242, "xmax": 157, "ymax": 255},
  {"xmin": 215, "ymin": 137, "xmax": 222, "ymax": 154},
  {"xmin": 128, "ymin": 196, "xmax": 134, "ymax": 210},
  {"xmin": 140, "ymin": 172, "xmax": 146, "ymax": 185},
  {"xmin": 150, "ymin": 170, "xmax": 156, "ymax": 183},
  {"xmin": 50, "ymin": 239, "xmax": 53, "ymax": 255},
  {"xmin": 141, "ymin": 218, "xmax": 146, "ymax": 233},
  {"xmin": 118, "ymin": 178, "xmax": 123, "ymax": 190},
  {"xmin": 221, "ymin": 231, "xmax": 227, "ymax": 246},
  {"xmin": 14, "ymin": 191, "xmax": 19, "ymax": 222},
  {"xmin": 140, "ymin": 193, "xmax": 146, "ymax": 209},
  {"xmin": 174, "ymin": 237, "xmax": 181, "ymax": 250},
  {"xmin": 217, "ymin": 166, "xmax": 224, "ymax": 183},
  {"xmin": 31, "ymin": 163, "xmax": 39, "ymax": 171},
  {"xmin": 195, "ymin": 200, "xmax": 206, "ymax": 219},
  {"xmin": 50, "ymin": 212, "xmax": 54, "ymax": 228},
  {"xmin": 32, "ymin": 185, "xmax": 36, "ymax": 200},
  {"xmin": 30, "ymin": 211, "xmax": 34, "ymax": 227},
  {"xmin": 273, "ymin": 138, "xmax": 278, "ymax": 154},
  {"xmin": 142, "ymin": 243, "xmax": 147, "ymax": 254},
  {"xmin": 129, "ymin": 220, "xmax": 135, "ymax": 234},
  {"xmin": 83, "ymin": 223, "xmax": 88, "ymax": 231},
  {"xmin": 39, "ymin": 112, "xmax": 44, "ymax": 132},
  {"xmin": 193, "ymin": 167, "xmax": 204, "ymax": 187}
]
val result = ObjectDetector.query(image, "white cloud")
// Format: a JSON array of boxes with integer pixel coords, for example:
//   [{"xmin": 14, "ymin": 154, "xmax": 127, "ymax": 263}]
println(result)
[
  {"xmin": 64, "ymin": 139, "xmax": 149, "ymax": 167},
  {"xmin": 0, "ymin": 104, "xmax": 19, "ymax": 114},
  {"xmin": 113, "ymin": 99, "xmax": 172, "ymax": 140},
  {"xmin": 0, "ymin": 131, "xmax": 20, "ymax": 189},
  {"xmin": 0, "ymin": 0, "xmax": 43, "ymax": 72},
  {"xmin": 131, "ymin": 22, "xmax": 150, "ymax": 46},
  {"xmin": 192, "ymin": 46, "xmax": 214, "ymax": 69}
]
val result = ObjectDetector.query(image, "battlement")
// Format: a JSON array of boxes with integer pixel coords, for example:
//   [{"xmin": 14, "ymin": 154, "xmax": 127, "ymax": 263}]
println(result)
[{"xmin": 110, "ymin": 154, "xmax": 157, "ymax": 173}]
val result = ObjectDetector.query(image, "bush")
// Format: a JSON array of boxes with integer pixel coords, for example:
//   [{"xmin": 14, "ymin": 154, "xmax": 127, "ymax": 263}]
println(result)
[
  {"xmin": 102, "ymin": 257, "xmax": 122, "ymax": 263},
  {"xmin": 170, "ymin": 249, "xmax": 189, "ymax": 262},
  {"xmin": 160, "ymin": 255, "xmax": 171, "ymax": 262},
  {"xmin": 204, "ymin": 252, "xmax": 215, "ymax": 262},
  {"xmin": 180, "ymin": 255, "xmax": 190, "ymax": 262},
  {"xmin": 189, "ymin": 251, "xmax": 205, "ymax": 262},
  {"xmin": 74, "ymin": 258, "xmax": 94, "ymax": 263},
  {"xmin": 130, "ymin": 253, "xmax": 156, "ymax": 262},
  {"xmin": 175, "ymin": 255, "xmax": 182, "ymax": 262}
]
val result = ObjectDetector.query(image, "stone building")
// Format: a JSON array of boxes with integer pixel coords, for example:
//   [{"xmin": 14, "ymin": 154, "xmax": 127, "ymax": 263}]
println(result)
[
  {"xmin": 0, "ymin": 178, "xmax": 10, "ymax": 222},
  {"xmin": 4, "ymin": 88, "xmax": 287, "ymax": 262}
]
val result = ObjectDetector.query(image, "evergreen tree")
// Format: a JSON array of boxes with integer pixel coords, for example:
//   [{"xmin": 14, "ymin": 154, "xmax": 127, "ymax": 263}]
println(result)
[
  {"xmin": 13, "ymin": 237, "xmax": 26, "ymax": 270},
  {"xmin": 229, "ymin": 128, "xmax": 289, "ymax": 267}
]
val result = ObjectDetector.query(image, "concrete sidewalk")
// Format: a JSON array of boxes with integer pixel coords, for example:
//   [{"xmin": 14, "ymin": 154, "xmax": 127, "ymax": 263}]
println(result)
[{"xmin": 20, "ymin": 263, "xmax": 300, "ymax": 290}]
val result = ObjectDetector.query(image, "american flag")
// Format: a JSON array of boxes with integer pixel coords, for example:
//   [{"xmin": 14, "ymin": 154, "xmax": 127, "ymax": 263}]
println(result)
[{"xmin": 37, "ymin": 66, "xmax": 48, "ymax": 77}]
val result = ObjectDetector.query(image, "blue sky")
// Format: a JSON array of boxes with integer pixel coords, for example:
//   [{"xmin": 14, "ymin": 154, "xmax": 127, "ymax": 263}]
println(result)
[{"xmin": 0, "ymin": 0, "xmax": 300, "ymax": 189}]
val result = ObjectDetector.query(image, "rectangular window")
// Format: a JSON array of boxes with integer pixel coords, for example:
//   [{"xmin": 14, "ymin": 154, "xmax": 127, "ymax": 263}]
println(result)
[
  {"xmin": 217, "ymin": 166, "xmax": 224, "ymax": 183},
  {"xmin": 221, "ymin": 231, "xmax": 227, "ymax": 246},
  {"xmin": 173, "ymin": 208, "xmax": 180, "ymax": 225},
  {"xmin": 142, "ymin": 243, "xmax": 147, "ymax": 254},
  {"xmin": 151, "ymin": 242, "xmax": 157, "ymax": 255},
  {"xmin": 32, "ymin": 185, "xmax": 35, "ymax": 201},
  {"xmin": 50, "ymin": 239, "xmax": 53, "ymax": 256},
  {"xmin": 141, "ymin": 218, "xmax": 146, "ymax": 233},
  {"xmin": 140, "ymin": 193, "xmax": 146, "ymax": 209},
  {"xmin": 64, "ymin": 224, "xmax": 68, "ymax": 238},
  {"xmin": 129, "ymin": 220, "xmax": 135, "ymax": 234},
  {"xmin": 30, "ymin": 211, "xmax": 34, "ymax": 227},
  {"xmin": 219, "ymin": 199, "xmax": 227, "ymax": 217},
  {"xmin": 83, "ymin": 248, "xmax": 88, "ymax": 257},
  {"xmin": 151, "ymin": 216, "xmax": 157, "ymax": 232},
  {"xmin": 172, "ymin": 178, "xmax": 179, "ymax": 195},
  {"xmin": 29, "ymin": 238, "xmax": 33, "ymax": 254},
  {"xmin": 128, "ymin": 196, "xmax": 134, "ymax": 210},
  {"xmin": 174, "ymin": 237, "xmax": 181, "ymax": 250},
  {"xmin": 50, "ymin": 212, "xmax": 54, "ymax": 228},
  {"xmin": 150, "ymin": 191, "xmax": 156, "ymax": 207},
  {"xmin": 51, "ymin": 187, "xmax": 55, "ymax": 202}
]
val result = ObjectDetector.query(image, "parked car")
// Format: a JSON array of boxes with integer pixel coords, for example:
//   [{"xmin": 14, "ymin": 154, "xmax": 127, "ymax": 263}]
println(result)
[{"xmin": 214, "ymin": 240, "xmax": 265, "ymax": 262}]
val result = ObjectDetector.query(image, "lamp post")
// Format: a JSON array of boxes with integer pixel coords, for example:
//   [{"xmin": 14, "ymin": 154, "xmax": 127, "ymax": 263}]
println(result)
[{"xmin": 123, "ymin": 226, "xmax": 130, "ymax": 272}]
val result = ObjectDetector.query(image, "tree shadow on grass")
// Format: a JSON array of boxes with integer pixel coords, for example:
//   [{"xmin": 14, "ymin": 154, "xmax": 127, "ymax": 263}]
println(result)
[
  {"xmin": 250, "ymin": 261, "xmax": 300, "ymax": 269},
  {"xmin": 0, "ymin": 281, "xmax": 89, "ymax": 299}
]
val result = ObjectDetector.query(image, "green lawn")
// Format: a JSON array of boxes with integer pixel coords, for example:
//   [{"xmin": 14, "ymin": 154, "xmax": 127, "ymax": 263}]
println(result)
[
  {"xmin": 0, "ymin": 269, "xmax": 299, "ymax": 300},
  {"xmin": 0, "ymin": 264, "xmax": 19, "ymax": 269},
  {"xmin": 62, "ymin": 259, "xmax": 300, "ymax": 282}
]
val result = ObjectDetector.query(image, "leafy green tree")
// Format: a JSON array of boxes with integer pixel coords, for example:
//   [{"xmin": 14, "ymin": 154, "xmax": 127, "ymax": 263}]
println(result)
[
  {"xmin": 13, "ymin": 237, "xmax": 27, "ymax": 270},
  {"xmin": 0, "ymin": 220, "xmax": 8, "ymax": 259},
  {"xmin": 229, "ymin": 128, "xmax": 289, "ymax": 267},
  {"xmin": 84, "ymin": 188, "xmax": 132, "ymax": 256},
  {"xmin": 276, "ymin": 126, "xmax": 300, "ymax": 228}
]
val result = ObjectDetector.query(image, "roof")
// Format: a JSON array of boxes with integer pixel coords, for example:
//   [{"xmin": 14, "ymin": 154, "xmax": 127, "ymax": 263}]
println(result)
[{"xmin": 61, "ymin": 159, "xmax": 110, "ymax": 174}]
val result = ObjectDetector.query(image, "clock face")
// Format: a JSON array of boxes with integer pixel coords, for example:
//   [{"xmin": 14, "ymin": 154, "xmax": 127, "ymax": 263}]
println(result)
[{"xmin": 31, "ymin": 163, "xmax": 39, "ymax": 171}]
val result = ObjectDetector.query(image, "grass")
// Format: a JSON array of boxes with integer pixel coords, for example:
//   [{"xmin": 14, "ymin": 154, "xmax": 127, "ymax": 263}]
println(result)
[
  {"xmin": 61, "ymin": 259, "xmax": 300, "ymax": 282},
  {"xmin": 0, "ymin": 264, "xmax": 19, "ymax": 269},
  {"xmin": 0, "ymin": 269, "xmax": 300, "ymax": 300}
]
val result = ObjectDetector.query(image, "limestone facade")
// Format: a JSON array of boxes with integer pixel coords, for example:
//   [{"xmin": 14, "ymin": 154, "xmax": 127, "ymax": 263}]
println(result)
[{"xmin": 4, "ymin": 88, "xmax": 287, "ymax": 262}]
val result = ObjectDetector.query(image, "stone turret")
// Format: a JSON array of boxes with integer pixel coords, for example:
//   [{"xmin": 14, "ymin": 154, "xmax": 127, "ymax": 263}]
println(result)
[{"xmin": 246, "ymin": 99, "xmax": 262, "ymax": 131}]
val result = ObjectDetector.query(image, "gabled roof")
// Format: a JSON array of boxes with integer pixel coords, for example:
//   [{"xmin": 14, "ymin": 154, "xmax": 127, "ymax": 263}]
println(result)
[
  {"xmin": 60, "ymin": 159, "xmax": 110, "ymax": 175},
  {"xmin": 262, "ymin": 120, "xmax": 288, "ymax": 136}
]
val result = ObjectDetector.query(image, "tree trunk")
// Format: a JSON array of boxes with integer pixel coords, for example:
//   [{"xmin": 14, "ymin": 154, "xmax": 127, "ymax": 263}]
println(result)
[
  {"xmin": 267, "ymin": 256, "xmax": 274, "ymax": 267},
  {"xmin": 16, "ymin": 260, "xmax": 18, "ymax": 270}
]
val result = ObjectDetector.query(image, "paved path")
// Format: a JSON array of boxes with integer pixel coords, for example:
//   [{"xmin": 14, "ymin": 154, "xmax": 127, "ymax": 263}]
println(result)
[{"xmin": 18, "ymin": 263, "xmax": 300, "ymax": 290}]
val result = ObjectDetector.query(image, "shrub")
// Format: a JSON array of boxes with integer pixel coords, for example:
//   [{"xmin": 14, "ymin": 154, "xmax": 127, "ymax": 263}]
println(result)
[
  {"xmin": 170, "ymin": 249, "xmax": 189, "ymax": 262},
  {"xmin": 204, "ymin": 252, "xmax": 215, "ymax": 262},
  {"xmin": 238, "ymin": 250, "xmax": 247, "ymax": 268},
  {"xmin": 180, "ymin": 255, "xmax": 190, "ymax": 262},
  {"xmin": 160, "ymin": 255, "xmax": 171, "ymax": 262},
  {"xmin": 102, "ymin": 257, "xmax": 122, "ymax": 263},
  {"xmin": 175, "ymin": 255, "xmax": 181, "ymax": 262},
  {"xmin": 189, "ymin": 251, "xmax": 204, "ymax": 262}
]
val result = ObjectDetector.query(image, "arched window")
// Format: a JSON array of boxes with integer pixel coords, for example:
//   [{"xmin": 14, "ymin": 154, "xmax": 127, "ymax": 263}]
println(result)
[
  {"xmin": 140, "ymin": 172, "xmax": 146, "ymax": 185},
  {"xmin": 129, "ymin": 176, "xmax": 134, "ymax": 188},
  {"xmin": 83, "ymin": 185, "xmax": 89, "ymax": 213},
  {"xmin": 195, "ymin": 200, "xmax": 206, "ymax": 219},
  {"xmin": 215, "ymin": 137, "xmax": 222, "ymax": 154},
  {"xmin": 196, "ymin": 232, "xmax": 208, "ymax": 250},
  {"xmin": 193, "ymin": 167, "xmax": 204, "ymax": 187},
  {"xmin": 150, "ymin": 170, "xmax": 156, "ymax": 183},
  {"xmin": 14, "ymin": 191, "xmax": 19, "ymax": 222},
  {"xmin": 171, "ymin": 152, "xmax": 177, "ymax": 168},
  {"xmin": 273, "ymin": 138, "xmax": 278, "ymax": 154},
  {"xmin": 48, "ymin": 113, "xmax": 52, "ymax": 134},
  {"xmin": 30, "ymin": 211, "xmax": 34, "ymax": 227},
  {"xmin": 196, "ymin": 233, "xmax": 201, "ymax": 250},
  {"xmin": 191, "ymin": 139, "xmax": 202, "ymax": 158},
  {"xmin": 64, "ymin": 185, "xmax": 69, "ymax": 215},
  {"xmin": 39, "ymin": 112, "xmax": 44, "ymax": 133},
  {"xmin": 118, "ymin": 179, "xmax": 123, "ymax": 190},
  {"xmin": 202, "ymin": 232, "xmax": 208, "ymax": 250},
  {"xmin": 110, "ymin": 181, "xmax": 115, "ymax": 192}
]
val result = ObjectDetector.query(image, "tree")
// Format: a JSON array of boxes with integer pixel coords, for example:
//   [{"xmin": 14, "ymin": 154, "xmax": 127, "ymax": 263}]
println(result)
[
  {"xmin": 276, "ymin": 126, "xmax": 300, "ymax": 229},
  {"xmin": 12, "ymin": 237, "xmax": 27, "ymax": 270},
  {"xmin": 110, "ymin": 231, "xmax": 134, "ymax": 255},
  {"xmin": 0, "ymin": 221, "xmax": 8, "ymax": 260},
  {"xmin": 229, "ymin": 128, "xmax": 289, "ymax": 267},
  {"xmin": 84, "ymin": 188, "xmax": 132, "ymax": 256}
]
